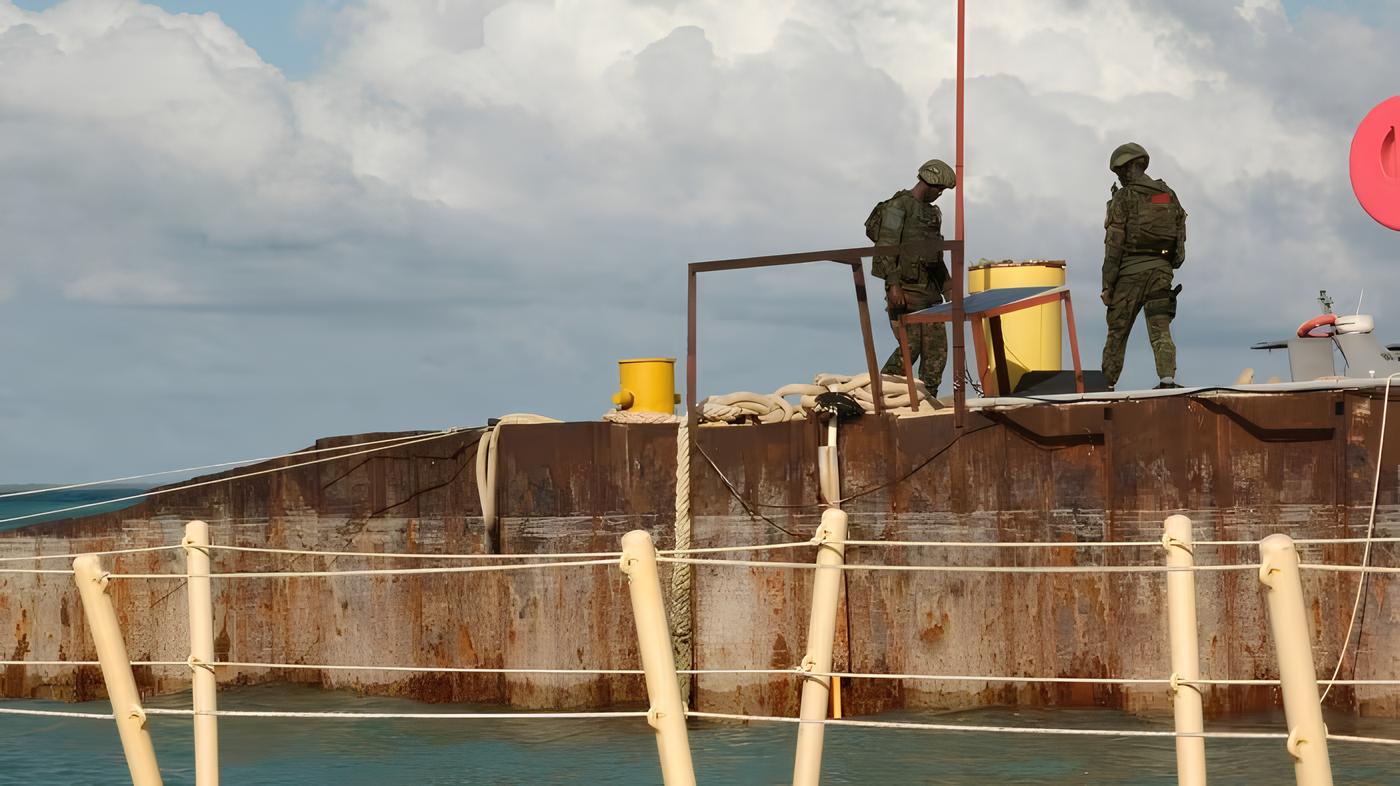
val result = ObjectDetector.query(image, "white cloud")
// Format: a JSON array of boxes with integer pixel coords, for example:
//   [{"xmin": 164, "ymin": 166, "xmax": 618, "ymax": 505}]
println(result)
[{"xmin": 0, "ymin": 0, "xmax": 1397, "ymax": 478}]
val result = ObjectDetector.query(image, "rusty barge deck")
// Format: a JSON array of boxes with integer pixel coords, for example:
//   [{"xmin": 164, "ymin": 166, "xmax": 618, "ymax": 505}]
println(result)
[{"xmin": 2, "ymin": 385, "xmax": 1397, "ymax": 719}]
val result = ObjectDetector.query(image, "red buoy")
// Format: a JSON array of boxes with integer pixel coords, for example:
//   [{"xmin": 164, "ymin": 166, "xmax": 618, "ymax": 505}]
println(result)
[{"xmin": 1350, "ymin": 96, "xmax": 1400, "ymax": 231}]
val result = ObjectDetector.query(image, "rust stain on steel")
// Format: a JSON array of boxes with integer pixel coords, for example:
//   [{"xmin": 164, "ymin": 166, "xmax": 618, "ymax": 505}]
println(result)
[{"xmin": 1, "ymin": 393, "xmax": 1398, "ymax": 720}]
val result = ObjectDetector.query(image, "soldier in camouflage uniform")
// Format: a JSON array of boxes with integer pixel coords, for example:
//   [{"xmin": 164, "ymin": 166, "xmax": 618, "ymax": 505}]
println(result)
[
  {"xmin": 866, "ymin": 159, "xmax": 957, "ymax": 396},
  {"xmin": 1101, "ymin": 142, "xmax": 1187, "ymax": 390}
]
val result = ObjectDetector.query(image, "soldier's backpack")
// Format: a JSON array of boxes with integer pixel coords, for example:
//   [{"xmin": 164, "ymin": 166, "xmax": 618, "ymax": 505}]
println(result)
[
  {"xmin": 864, "ymin": 195, "xmax": 900, "ymax": 279},
  {"xmin": 1120, "ymin": 180, "xmax": 1186, "ymax": 264}
]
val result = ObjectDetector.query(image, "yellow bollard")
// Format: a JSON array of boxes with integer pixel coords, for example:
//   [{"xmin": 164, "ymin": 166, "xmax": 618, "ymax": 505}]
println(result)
[{"xmin": 612, "ymin": 358, "xmax": 680, "ymax": 414}]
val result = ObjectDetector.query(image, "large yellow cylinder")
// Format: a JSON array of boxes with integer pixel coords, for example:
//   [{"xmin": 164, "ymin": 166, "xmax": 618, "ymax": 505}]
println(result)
[
  {"xmin": 612, "ymin": 358, "xmax": 680, "ymax": 414},
  {"xmin": 967, "ymin": 260, "xmax": 1064, "ymax": 393}
]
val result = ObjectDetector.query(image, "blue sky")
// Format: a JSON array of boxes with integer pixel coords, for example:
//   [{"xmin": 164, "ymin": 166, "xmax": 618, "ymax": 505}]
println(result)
[{"xmin": 12, "ymin": 0, "xmax": 347, "ymax": 78}]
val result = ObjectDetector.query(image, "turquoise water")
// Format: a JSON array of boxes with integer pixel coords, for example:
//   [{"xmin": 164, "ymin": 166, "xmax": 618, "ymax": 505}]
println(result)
[
  {"xmin": 0, "ymin": 486, "xmax": 147, "ymax": 532},
  {"xmin": 2, "ymin": 685, "xmax": 1399, "ymax": 784}
]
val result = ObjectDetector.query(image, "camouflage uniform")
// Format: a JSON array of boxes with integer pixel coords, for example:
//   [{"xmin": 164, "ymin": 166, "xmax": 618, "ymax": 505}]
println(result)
[
  {"xmin": 871, "ymin": 190, "xmax": 950, "ymax": 395},
  {"xmin": 1101, "ymin": 170, "xmax": 1187, "ymax": 387}
]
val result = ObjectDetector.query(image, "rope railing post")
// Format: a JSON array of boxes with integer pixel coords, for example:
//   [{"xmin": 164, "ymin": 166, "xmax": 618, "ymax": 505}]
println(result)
[
  {"xmin": 183, "ymin": 521, "xmax": 219, "ymax": 786},
  {"xmin": 72, "ymin": 555, "xmax": 163, "ymax": 786},
  {"xmin": 793, "ymin": 507, "xmax": 849, "ymax": 786},
  {"xmin": 1258, "ymin": 534, "xmax": 1333, "ymax": 786},
  {"xmin": 1163, "ymin": 514, "xmax": 1206, "ymax": 786},
  {"xmin": 620, "ymin": 530, "xmax": 696, "ymax": 786}
]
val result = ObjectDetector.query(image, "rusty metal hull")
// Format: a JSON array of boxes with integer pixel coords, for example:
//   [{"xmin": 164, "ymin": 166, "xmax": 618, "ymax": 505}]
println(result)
[{"xmin": 2, "ymin": 391, "xmax": 1397, "ymax": 719}]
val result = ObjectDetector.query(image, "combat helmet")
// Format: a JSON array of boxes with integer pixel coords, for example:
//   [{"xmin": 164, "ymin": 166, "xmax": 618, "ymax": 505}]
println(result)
[
  {"xmin": 918, "ymin": 159, "xmax": 957, "ymax": 188},
  {"xmin": 1110, "ymin": 143, "xmax": 1150, "ymax": 172}
]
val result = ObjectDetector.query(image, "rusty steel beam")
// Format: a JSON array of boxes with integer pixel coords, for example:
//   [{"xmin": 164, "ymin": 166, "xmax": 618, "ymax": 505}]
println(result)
[{"xmin": 686, "ymin": 240, "xmax": 962, "ymax": 423}]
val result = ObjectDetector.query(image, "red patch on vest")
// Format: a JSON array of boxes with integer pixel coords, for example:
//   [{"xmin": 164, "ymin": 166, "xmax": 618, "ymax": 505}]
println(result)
[{"xmin": 1150, "ymin": 193, "xmax": 1171, "ymax": 204}]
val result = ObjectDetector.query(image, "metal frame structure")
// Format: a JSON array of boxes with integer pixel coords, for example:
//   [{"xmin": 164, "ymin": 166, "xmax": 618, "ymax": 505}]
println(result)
[
  {"xmin": 686, "ymin": 239, "xmax": 967, "ymax": 427},
  {"xmin": 898, "ymin": 285, "xmax": 1084, "ymax": 402}
]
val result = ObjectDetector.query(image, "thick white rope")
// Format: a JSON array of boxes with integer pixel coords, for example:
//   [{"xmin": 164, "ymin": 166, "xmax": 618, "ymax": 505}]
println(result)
[
  {"xmin": 3, "ymin": 660, "xmax": 1398, "ymax": 687},
  {"xmin": 0, "ymin": 430, "xmax": 464, "ymax": 526},
  {"xmin": 834, "ymin": 538, "xmax": 1400, "ymax": 548},
  {"xmin": 0, "ymin": 544, "xmax": 184, "ymax": 564},
  {"xmin": 670, "ymin": 421, "xmax": 694, "ymax": 705},
  {"xmin": 1322, "ymin": 372, "xmax": 1397, "ymax": 703},
  {"xmin": 106, "ymin": 557, "xmax": 620, "ymax": 580},
  {"xmin": 475, "ymin": 415, "xmax": 561, "ymax": 550},
  {"xmin": 204, "ymin": 544, "xmax": 625, "ymax": 560},
  {"xmin": 688, "ymin": 712, "xmax": 1400, "ymax": 746},
  {"xmin": 696, "ymin": 372, "xmax": 934, "ymax": 424},
  {"xmin": 0, "ymin": 707, "xmax": 115, "ymax": 720},
  {"xmin": 0, "ymin": 431, "xmax": 461, "ymax": 501},
  {"xmin": 140, "ymin": 708, "xmax": 646, "ymax": 720},
  {"xmin": 4, "ymin": 705, "xmax": 1396, "ymax": 744},
  {"xmin": 656, "ymin": 557, "xmax": 1262, "ymax": 574},
  {"xmin": 686, "ymin": 711, "xmax": 1286, "ymax": 739}
]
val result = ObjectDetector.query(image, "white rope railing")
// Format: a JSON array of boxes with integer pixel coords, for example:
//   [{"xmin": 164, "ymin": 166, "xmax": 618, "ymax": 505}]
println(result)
[
  {"xmin": 105, "ymin": 557, "xmax": 621, "ymax": 580},
  {"xmin": 655, "ymin": 556, "xmax": 1264, "ymax": 573},
  {"xmin": 5, "ymin": 659, "xmax": 1400, "ymax": 687},
  {"xmin": 7, "ymin": 704, "xmax": 1395, "ymax": 748},
  {"xmin": 0, "ymin": 430, "xmax": 465, "ymax": 502},
  {"xmin": 141, "ymin": 708, "xmax": 648, "ymax": 721},
  {"xmin": 0, "ymin": 707, "xmax": 116, "ymax": 720},
  {"xmin": 0, "ymin": 429, "xmax": 467, "ymax": 526},
  {"xmin": 687, "ymin": 711, "xmax": 1400, "ymax": 746},
  {"xmin": 0, "ymin": 545, "xmax": 184, "ymax": 564},
  {"xmin": 4, "ymin": 535, "xmax": 1388, "ymax": 564},
  {"xmin": 832, "ymin": 537, "xmax": 1400, "ymax": 548},
  {"xmin": 205, "ymin": 544, "xmax": 626, "ymax": 560}
]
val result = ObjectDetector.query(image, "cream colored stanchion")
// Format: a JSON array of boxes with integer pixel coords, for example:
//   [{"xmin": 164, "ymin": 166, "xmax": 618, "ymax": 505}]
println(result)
[
  {"xmin": 1258, "ymin": 534, "xmax": 1333, "ymax": 786},
  {"xmin": 792, "ymin": 508, "xmax": 849, "ymax": 786},
  {"xmin": 72, "ymin": 555, "xmax": 164, "ymax": 786},
  {"xmin": 621, "ymin": 530, "xmax": 696, "ymax": 786},
  {"xmin": 1162, "ymin": 515, "xmax": 1206, "ymax": 786},
  {"xmin": 183, "ymin": 521, "xmax": 219, "ymax": 786}
]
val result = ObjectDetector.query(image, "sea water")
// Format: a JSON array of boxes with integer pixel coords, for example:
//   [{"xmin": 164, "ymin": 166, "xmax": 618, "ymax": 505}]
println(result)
[
  {"xmin": 2, "ymin": 684, "xmax": 1399, "ymax": 784},
  {"xmin": 0, "ymin": 486, "xmax": 147, "ymax": 532}
]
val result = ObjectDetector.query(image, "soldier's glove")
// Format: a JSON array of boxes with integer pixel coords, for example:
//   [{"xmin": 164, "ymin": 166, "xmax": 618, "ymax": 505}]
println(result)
[{"xmin": 1100, "ymin": 289, "xmax": 1112, "ymax": 307}]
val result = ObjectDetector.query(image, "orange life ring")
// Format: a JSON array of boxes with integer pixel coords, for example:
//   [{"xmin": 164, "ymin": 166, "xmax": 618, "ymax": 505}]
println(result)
[{"xmin": 1297, "ymin": 314, "xmax": 1337, "ymax": 338}]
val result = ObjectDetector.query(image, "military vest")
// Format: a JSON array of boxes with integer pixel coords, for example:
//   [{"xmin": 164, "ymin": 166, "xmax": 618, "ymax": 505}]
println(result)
[
  {"xmin": 1114, "ymin": 178, "xmax": 1185, "ymax": 260},
  {"xmin": 865, "ymin": 191, "xmax": 945, "ymax": 291}
]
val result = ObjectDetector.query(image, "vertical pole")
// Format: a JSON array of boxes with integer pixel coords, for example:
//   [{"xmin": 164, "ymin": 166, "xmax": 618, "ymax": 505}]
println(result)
[
  {"xmin": 792, "ymin": 508, "xmax": 849, "ymax": 786},
  {"xmin": 72, "ymin": 555, "xmax": 163, "ymax": 786},
  {"xmin": 686, "ymin": 269, "xmax": 698, "ymax": 430},
  {"xmin": 184, "ymin": 521, "xmax": 220, "ymax": 786},
  {"xmin": 951, "ymin": 244, "xmax": 966, "ymax": 428},
  {"xmin": 1258, "ymin": 534, "xmax": 1334, "ymax": 786},
  {"xmin": 1063, "ymin": 291, "xmax": 1085, "ymax": 393},
  {"xmin": 955, "ymin": 0, "xmax": 966, "ymax": 246},
  {"xmin": 952, "ymin": 0, "xmax": 968, "ymax": 429},
  {"xmin": 621, "ymin": 530, "xmax": 696, "ymax": 786},
  {"xmin": 851, "ymin": 261, "xmax": 885, "ymax": 414},
  {"xmin": 1163, "ymin": 515, "xmax": 1206, "ymax": 786}
]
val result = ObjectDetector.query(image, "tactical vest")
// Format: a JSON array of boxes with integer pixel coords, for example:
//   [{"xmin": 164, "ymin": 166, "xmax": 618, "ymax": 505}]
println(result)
[
  {"xmin": 864, "ymin": 192, "xmax": 943, "ymax": 286},
  {"xmin": 1117, "ymin": 180, "xmax": 1185, "ymax": 259}
]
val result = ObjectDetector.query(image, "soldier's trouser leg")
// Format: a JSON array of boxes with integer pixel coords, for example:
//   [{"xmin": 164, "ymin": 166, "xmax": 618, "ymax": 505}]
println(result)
[
  {"xmin": 1142, "ymin": 270, "xmax": 1178, "ymax": 379},
  {"xmin": 1101, "ymin": 281, "xmax": 1145, "ymax": 387},
  {"xmin": 882, "ymin": 302, "xmax": 945, "ymax": 396}
]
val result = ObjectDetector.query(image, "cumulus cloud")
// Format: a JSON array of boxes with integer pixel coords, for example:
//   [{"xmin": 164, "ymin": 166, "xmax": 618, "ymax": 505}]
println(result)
[{"xmin": 0, "ymin": 0, "xmax": 1397, "ymax": 478}]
